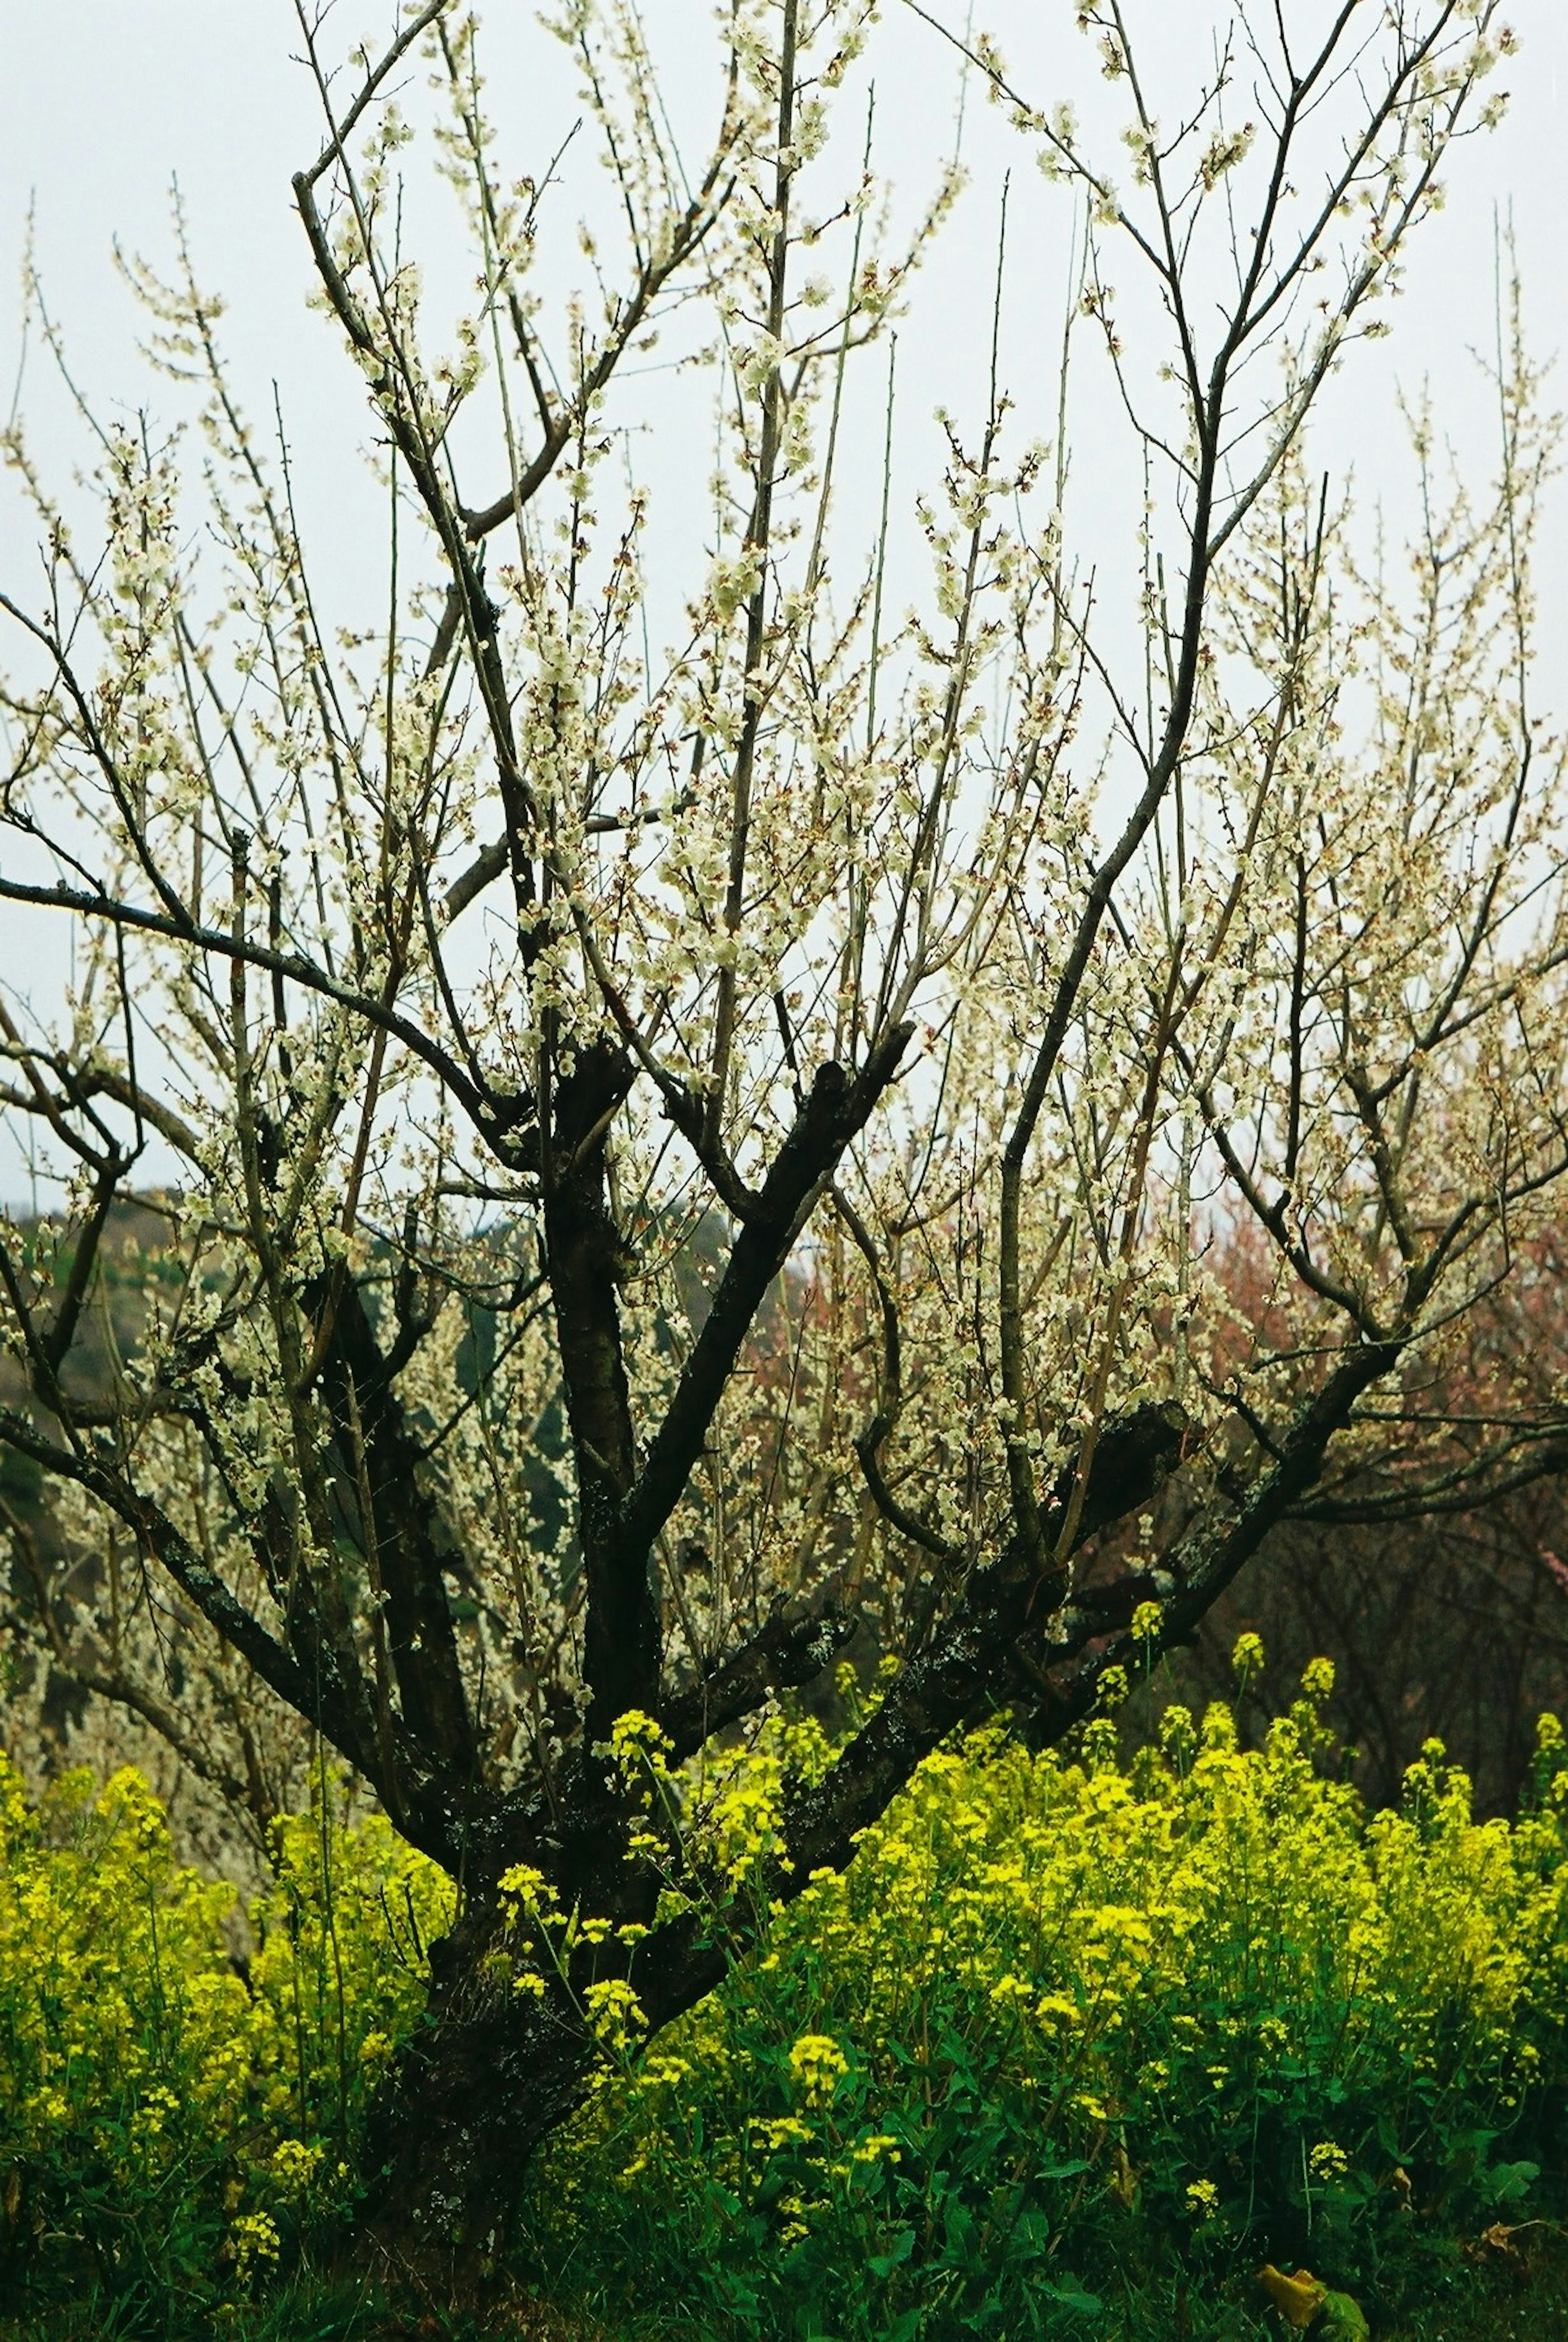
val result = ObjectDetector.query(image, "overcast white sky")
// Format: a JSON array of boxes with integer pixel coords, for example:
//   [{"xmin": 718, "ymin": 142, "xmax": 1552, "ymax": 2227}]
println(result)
[
  {"xmin": 0, "ymin": 2, "xmax": 1565, "ymax": 1202},
  {"xmin": 3, "ymin": 4, "xmax": 1563, "ymax": 591}
]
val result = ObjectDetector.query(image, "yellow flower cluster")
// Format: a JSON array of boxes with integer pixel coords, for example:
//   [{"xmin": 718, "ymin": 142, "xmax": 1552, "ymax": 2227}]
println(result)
[
  {"xmin": 0, "ymin": 1754, "xmax": 452, "ymax": 2305},
  {"xmin": 787, "ymin": 2032, "xmax": 849, "ymax": 2107},
  {"xmin": 531, "ymin": 1665, "xmax": 1568, "ymax": 2312},
  {"xmin": 11, "ymin": 1662, "xmax": 1568, "ymax": 2328}
]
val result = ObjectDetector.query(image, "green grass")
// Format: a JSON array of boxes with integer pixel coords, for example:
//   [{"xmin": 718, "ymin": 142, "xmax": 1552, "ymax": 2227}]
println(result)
[
  {"xmin": 4, "ymin": 2239, "xmax": 1568, "ymax": 2342},
  {"xmin": 1357, "ymin": 2234, "xmax": 1568, "ymax": 2342}
]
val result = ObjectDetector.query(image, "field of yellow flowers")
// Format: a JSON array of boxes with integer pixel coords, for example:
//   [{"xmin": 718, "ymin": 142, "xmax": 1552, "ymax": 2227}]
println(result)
[
  {"xmin": 0, "ymin": 1755, "xmax": 451, "ymax": 2327},
  {"xmin": 3, "ymin": 1651, "xmax": 1568, "ymax": 2340}
]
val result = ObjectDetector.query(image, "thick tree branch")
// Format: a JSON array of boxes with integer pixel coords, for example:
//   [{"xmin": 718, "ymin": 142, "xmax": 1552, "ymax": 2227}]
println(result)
[
  {"xmin": 313, "ymin": 1276, "xmax": 477, "ymax": 1781},
  {"xmin": 622, "ymin": 1028, "xmax": 913, "ymax": 1570}
]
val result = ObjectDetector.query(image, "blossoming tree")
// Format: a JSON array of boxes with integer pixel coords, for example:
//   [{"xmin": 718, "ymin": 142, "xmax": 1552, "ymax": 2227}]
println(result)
[{"xmin": 1, "ymin": 0, "xmax": 1557, "ymax": 2251}]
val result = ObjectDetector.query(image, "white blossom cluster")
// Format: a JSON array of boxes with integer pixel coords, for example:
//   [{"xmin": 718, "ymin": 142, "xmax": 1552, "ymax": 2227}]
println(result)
[{"xmin": 0, "ymin": 0, "xmax": 1550, "ymax": 1844}]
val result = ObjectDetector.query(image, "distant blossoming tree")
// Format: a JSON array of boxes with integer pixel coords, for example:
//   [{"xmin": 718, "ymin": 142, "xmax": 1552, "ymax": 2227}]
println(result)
[{"xmin": 0, "ymin": 0, "xmax": 1557, "ymax": 2251}]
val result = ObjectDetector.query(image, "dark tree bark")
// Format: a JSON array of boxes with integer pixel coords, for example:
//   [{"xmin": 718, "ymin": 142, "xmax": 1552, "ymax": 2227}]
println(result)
[{"xmin": 361, "ymin": 1357, "xmax": 1390, "ymax": 2264}]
